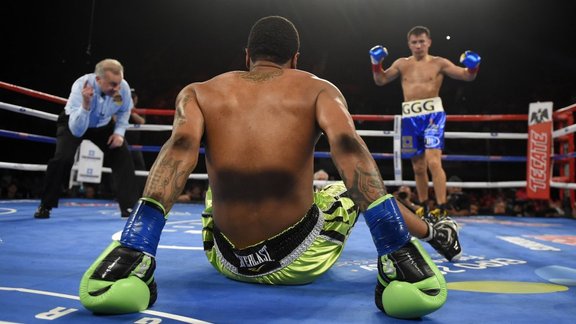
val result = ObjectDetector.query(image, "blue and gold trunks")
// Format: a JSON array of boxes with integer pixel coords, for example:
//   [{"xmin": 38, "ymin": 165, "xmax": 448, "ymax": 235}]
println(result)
[{"xmin": 401, "ymin": 97, "xmax": 446, "ymax": 158}]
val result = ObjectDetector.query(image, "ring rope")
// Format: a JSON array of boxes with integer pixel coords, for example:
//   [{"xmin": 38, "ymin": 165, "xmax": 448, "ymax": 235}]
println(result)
[
  {"xmin": 0, "ymin": 102, "xmax": 539, "ymax": 139},
  {"xmin": 0, "ymin": 128, "xmax": 530, "ymax": 162},
  {"xmin": 0, "ymin": 162, "xmax": 208, "ymax": 180},
  {"xmin": 0, "ymin": 129, "xmax": 56, "ymax": 144},
  {"xmin": 2, "ymin": 79, "xmax": 574, "ymax": 123},
  {"xmin": 0, "ymin": 81, "xmax": 536, "ymax": 122},
  {"xmin": 0, "ymin": 101, "xmax": 58, "ymax": 121},
  {"xmin": 0, "ymin": 101, "xmax": 171, "ymax": 131},
  {"xmin": 553, "ymin": 103, "xmax": 576, "ymax": 116},
  {"xmin": 4, "ymin": 159, "xmax": 574, "ymax": 190},
  {"xmin": 2, "ymin": 80, "xmax": 576, "ymax": 194},
  {"xmin": 133, "ymin": 108, "xmax": 174, "ymax": 116},
  {"xmin": 3, "ymin": 81, "xmax": 575, "ymax": 138},
  {"xmin": 0, "ymin": 81, "xmax": 67, "ymax": 105}
]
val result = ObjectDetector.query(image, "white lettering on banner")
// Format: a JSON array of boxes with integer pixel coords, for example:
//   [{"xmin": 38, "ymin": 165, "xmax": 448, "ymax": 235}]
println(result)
[
  {"xmin": 449, "ymin": 258, "xmax": 526, "ymax": 270},
  {"xmin": 498, "ymin": 236, "xmax": 561, "ymax": 251},
  {"xmin": 436, "ymin": 265, "xmax": 467, "ymax": 274},
  {"xmin": 354, "ymin": 255, "xmax": 526, "ymax": 275},
  {"xmin": 35, "ymin": 307, "xmax": 78, "ymax": 319},
  {"xmin": 526, "ymin": 101, "xmax": 552, "ymax": 199},
  {"xmin": 528, "ymin": 130, "xmax": 549, "ymax": 191}
]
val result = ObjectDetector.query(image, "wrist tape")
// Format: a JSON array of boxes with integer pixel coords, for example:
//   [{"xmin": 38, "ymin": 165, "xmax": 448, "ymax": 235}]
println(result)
[
  {"xmin": 120, "ymin": 198, "xmax": 167, "ymax": 256},
  {"xmin": 364, "ymin": 194, "xmax": 411, "ymax": 256}
]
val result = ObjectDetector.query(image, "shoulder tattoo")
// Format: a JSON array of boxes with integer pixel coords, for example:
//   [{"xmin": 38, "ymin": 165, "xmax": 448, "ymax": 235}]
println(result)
[{"xmin": 241, "ymin": 70, "xmax": 283, "ymax": 82}]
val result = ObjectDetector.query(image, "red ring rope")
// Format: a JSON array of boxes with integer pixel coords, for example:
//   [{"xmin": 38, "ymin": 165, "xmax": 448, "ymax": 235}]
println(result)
[{"xmin": 2, "ymin": 80, "xmax": 575, "ymax": 123}]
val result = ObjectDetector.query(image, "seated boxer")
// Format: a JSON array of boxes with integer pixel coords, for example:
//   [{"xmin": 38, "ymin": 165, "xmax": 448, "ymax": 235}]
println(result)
[
  {"xmin": 370, "ymin": 26, "xmax": 481, "ymax": 261},
  {"xmin": 79, "ymin": 16, "xmax": 446, "ymax": 319}
]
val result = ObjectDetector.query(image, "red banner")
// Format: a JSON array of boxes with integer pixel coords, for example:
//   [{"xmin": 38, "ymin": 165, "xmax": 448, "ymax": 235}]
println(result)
[{"xmin": 526, "ymin": 102, "xmax": 553, "ymax": 199}]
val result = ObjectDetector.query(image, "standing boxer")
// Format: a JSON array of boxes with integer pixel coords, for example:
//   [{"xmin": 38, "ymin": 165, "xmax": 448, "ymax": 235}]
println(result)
[{"xmin": 370, "ymin": 26, "xmax": 481, "ymax": 261}]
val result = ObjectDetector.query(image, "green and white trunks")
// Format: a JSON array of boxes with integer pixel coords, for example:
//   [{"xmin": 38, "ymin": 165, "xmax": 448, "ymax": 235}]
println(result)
[{"xmin": 201, "ymin": 181, "xmax": 359, "ymax": 285}]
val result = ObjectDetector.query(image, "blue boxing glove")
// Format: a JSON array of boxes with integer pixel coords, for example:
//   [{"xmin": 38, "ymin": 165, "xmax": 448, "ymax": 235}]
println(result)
[
  {"xmin": 459, "ymin": 50, "xmax": 481, "ymax": 73},
  {"xmin": 79, "ymin": 198, "xmax": 167, "ymax": 314},
  {"xmin": 369, "ymin": 45, "xmax": 388, "ymax": 72}
]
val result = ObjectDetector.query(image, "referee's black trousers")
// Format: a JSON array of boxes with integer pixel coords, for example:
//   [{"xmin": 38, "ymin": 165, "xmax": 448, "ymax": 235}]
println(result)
[{"xmin": 40, "ymin": 112, "xmax": 139, "ymax": 215}]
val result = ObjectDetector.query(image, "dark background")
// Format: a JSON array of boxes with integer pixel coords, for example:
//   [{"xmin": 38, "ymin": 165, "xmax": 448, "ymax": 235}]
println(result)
[{"xmin": 1, "ymin": 0, "xmax": 576, "ymax": 183}]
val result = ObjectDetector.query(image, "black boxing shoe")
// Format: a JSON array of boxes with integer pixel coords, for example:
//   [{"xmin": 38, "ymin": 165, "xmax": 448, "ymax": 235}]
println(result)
[
  {"xmin": 415, "ymin": 204, "xmax": 429, "ymax": 219},
  {"xmin": 423, "ymin": 218, "xmax": 462, "ymax": 262},
  {"xmin": 427, "ymin": 204, "xmax": 449, "ymax": 224},
  {"xmin": 34, "ymin": 205, "xmax": 51, "ymax": 219}
]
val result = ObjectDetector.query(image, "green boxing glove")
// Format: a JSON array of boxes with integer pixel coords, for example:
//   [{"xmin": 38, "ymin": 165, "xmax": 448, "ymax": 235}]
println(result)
[
  {"xmin": 375, "ymin": 237, "xmax": 447, "ymax": 319},
  {"xmin": 79, "ymin": 198, "xmax": 166, "ymax": 314},
  {"xmin": 79, "ymin": 241, "xmax": 157, "ymax": 314}
]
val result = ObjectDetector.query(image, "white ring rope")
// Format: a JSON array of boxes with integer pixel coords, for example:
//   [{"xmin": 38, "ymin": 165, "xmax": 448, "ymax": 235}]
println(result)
[
  {"xmin": 0, "ymin": 162, "xmax": 208, "ymax": 180},
  {"xmin": 444, "ymin": 132, "xmax": 527, "ymax": 140},
  {"xmin": 129, "ymin": 124, "xmax": 173, "ymax": 131},
  {"xmin": 6, "ymin": 161, "xmax": 566, "ymax": 189},
  {"xmin": 357, "ymin": 130, "xmax": 529, "ymax": 140},
  {"xmin": 3, "ymin": 101, "xmax": 576, "ymax": 137},
  {"xmin": 0, "ymin": 101, "xmax": 171, "ymax": 131},
  {"xmin": 553, "ymin": 124, "xmax": 576, "ymax": 139},
  {"xmin": 5, "ymin": 160, "xmax": 573, "ymax": 189},
  {"xmin": 4, "ymin": 100, "xmax": 576, "ymax": 138},
  {"xmin": 2, "ymin": 162, "xmax": 573, "ymax": 190},
  {"xmin": 2, "ymin": 99, "xmax": 576, "ymax": 190},
  {"xmin": 0, "ymin": 101, "xmax": 58, "ymax": 121}
]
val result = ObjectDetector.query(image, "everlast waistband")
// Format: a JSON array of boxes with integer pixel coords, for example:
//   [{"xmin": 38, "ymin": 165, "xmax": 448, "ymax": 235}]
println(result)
[{"xmin": 213, "ymin": 205, "xmax": 324, "ymax": 277}]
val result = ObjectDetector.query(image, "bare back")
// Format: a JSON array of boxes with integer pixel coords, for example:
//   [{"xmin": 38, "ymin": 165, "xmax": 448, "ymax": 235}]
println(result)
[{"xmin": 194, "ymin": 67, "xmax": 325, "ymax": 248}]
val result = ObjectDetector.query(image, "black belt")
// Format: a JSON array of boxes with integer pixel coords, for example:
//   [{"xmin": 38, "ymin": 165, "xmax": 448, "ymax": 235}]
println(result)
[{"xmin": 213, "ymin": 205, "xmax": 321, "ymax": 277}]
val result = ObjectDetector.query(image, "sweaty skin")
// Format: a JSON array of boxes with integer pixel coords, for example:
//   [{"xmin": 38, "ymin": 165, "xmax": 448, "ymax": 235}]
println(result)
[{"xmin": 143, "ymin": 61, "xmax": 386, "ymax": 249}]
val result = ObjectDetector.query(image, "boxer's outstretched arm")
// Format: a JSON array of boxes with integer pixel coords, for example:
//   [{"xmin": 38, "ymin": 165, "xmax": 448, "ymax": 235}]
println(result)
[
  {"xmin": 441, "ymin": 50, "xmax": 481, "ymax": 82},
  {"xmin": 315, "ymin": 80, "xmax": 386, "ymax": 211},
  {"xmin": 143, "ymin": 84, "xmax": 204, "ymax": 212}
]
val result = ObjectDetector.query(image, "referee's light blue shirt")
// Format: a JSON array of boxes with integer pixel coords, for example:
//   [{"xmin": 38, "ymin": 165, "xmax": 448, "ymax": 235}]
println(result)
[{"xmin": 64, "ymin": 73, "xmax": 133, "ymax": 138}]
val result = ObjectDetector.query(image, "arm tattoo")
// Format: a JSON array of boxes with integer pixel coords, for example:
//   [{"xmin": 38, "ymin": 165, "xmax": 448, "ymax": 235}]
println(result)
[
  {"xmin": 145, "ymin": 146, "xmax": 193, "ymax": 208},
  {"xmin": 338, "ymin": 161, "xmax": 386, "ymax": 211},
  {"xmin": 332, "ymin": 134, "xmax": 386, "ymax": 210}
]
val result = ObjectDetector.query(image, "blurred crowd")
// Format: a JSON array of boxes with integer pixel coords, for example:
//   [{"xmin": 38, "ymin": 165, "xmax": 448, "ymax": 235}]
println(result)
[
  {"xmin": 392, "ymin": 177, "xmax": 568, "ymax": 218},
  {"xmin": 0, "ymin": 170, "xmax": 208, "ymax": 204},
  {"xmin": 0, "ymin": 169, "xmax": 572, "ymax": 218}
]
